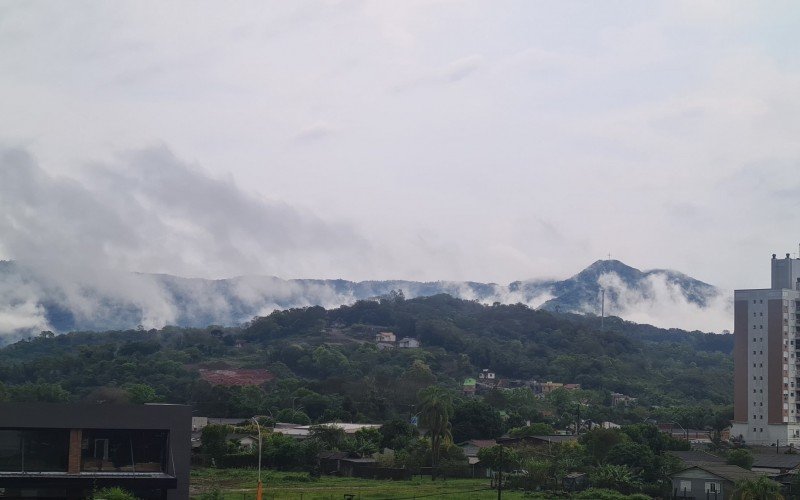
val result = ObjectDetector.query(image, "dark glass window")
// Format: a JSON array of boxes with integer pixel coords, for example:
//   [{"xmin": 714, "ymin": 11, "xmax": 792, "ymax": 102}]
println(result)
[
  {"xmin": 81, "ymin": 429, "xmax": 168, "ymax": 473},
  {"xmin": 0, "ymin": 429, "xmax": 69, "ymax": 472}
]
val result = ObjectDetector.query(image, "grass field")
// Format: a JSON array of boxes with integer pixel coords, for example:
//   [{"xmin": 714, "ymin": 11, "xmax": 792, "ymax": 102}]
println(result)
[{"xmin": 190, "ymin": 468, "xmax": 529, "ymax": 500}]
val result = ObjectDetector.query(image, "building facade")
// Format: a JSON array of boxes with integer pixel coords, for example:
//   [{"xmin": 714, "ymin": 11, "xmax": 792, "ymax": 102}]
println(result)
[
  {"xmin": 0, "ymin": 403, "xmax": 191, "ymax": 499},
  {"xmin": 732, "ymin": 254, "xmax": 800, "ymax": 445}
]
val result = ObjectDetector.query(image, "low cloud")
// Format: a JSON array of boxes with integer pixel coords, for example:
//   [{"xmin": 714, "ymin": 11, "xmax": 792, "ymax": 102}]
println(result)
[
  {"xmin": 595, "ymin": 272, "xmax": 732, "ymax": 332},
  {"xmin": 0, "ymin": 146, "xmax": 373, "ymax": 339}
]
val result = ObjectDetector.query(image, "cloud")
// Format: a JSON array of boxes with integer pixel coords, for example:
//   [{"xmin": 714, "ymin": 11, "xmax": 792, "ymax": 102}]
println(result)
[
  {"xmin": 595, "ymin": 272, "xmax": 732, "ymax": 332},
  {"xmin": 0, "ymin": 145, "xmax": 376, "ymax": 339}
]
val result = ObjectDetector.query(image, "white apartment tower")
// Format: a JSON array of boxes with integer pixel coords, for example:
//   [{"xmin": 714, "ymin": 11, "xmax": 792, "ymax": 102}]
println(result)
[{"xmin": 732, "ymin": 253, "xmax": 800, "ymax": 445}]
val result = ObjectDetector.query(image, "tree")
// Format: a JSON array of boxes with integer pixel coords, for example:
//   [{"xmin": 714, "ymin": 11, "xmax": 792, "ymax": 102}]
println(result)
[
  {"xmin": 589, "ymin": 464, "xmax": 641, "ymax": 494},
  {"xmin": 605, "ymin": 442, "xmax": 656, "ymax": 481},
  {"xmin": 417, "ymin": 386, "xmax": 454, "ymax": 466},
  {"xmin": 126, "ymin": 383, "xmax": 157, "ymax": 404},
  {"xmin": 727, "ymin": 449, "xmax": 754, "ymax": 470},
  {"xmin": 580, "ymin": 428, "xmax": 627, "ymax": 464},
  {"xmin": 508, "ymin": 422, "xmax": 555, "ymax": 437},
  {"xmin": 379, "ymin": 418, "xmax": 418, "ymax": 450},
  {"xmin": 477, "ymin": 445, "xmax": 521, "ymax": 472},
  {"xmin": 451, "ymin": 399, "xmax": 504, "ymax": 442},
  {"xmin": 732, "ymin": 476, "xmax": 783, "ymax": 500},
  {"xmin": 310, "ymin": 424, "xmax": 347, "ymax": 450},
  {"xmin": 276, "ymin": 408, "xmax": 311, "ymax": 425},
  {"xmin": 344, "ymin": 428, "xmax": 382, "ymax": 458},
  {"xmin": 201, "ymin": 424, "xmax": 230, "ymax": 462}
]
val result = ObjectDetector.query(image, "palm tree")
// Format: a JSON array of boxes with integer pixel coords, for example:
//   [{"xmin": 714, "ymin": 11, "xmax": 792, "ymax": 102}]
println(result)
[
  {"xmin": 733, "ymin": 476, "xmax": 784, "ymax": 500},
  {"xmin": 417, "ymin": 385, "xmax": 454, "ymax": 467}
]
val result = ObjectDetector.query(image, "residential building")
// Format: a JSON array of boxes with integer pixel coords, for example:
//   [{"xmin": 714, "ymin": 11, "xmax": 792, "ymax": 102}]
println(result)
[
  {"xmin": 478, "ymin": 369, "xmax": 495, "ymax": 380},
  {"xmin": 397, "ymin": 337, "xmax": 420, "ymax": 348},
  {"xmin": 610, "ymin": 392, "xmax": 637, "ymax": 407},
  {"xmin": 463, "ymin": 378, "xmax": 477, "ymax": 396},
  {"xmin": 271, "ymin": 422, "xmax": 381, "ymax": 440},
  {"xmin": 374, "ymin": 332, "xmax": 396, "ymax": 343},
  {"xmin": 669, "ymin": 464, "xmax": 771, "ymax": 500},
  {"xmin": 732, "ymin": 253, "xmax": 800, "ymax": 445},
  {"xmin": 0, "ymin": 402, "xmax": 191, "ymax": 499}
]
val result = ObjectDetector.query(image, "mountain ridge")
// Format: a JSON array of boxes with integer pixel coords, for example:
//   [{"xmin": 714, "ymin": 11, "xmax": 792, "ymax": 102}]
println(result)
[{"xmin": 0, "ymin": 259, "xmax": 729, "ymax": 339}]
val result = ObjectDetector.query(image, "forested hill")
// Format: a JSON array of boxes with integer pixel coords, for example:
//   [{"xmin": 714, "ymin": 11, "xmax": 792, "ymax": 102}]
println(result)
[{"xmin": 0, "ymin": 294, "xmax": 733, "ymax": 421}]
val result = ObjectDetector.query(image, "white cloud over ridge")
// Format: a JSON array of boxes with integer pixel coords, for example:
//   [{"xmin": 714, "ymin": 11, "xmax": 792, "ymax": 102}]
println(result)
[{"xmin": 595, "ymin": 272, "xmax": 732, "ymax": 333}]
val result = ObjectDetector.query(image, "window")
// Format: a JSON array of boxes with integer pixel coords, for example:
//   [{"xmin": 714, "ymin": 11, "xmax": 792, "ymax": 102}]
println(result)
[
  {"xmin": 705, "ymin": 482, "xmax": 720, "ymax": 493},
  {"xmin": 680, "ymin": 480, "xmax": 692, "ymax": 492},
  {"xmin": 761, "ymin": 428, "xmax": 764, "ymax": 432},
  {"xmin": 0, "ymin": 429, "xmax": 69, "ymax": 472}
]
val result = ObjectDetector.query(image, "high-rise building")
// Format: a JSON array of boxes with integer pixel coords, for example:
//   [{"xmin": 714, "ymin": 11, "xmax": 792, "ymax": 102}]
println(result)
[{"xmin": 732, "ymin": 253, "xmax": 800, "ymax": 445}]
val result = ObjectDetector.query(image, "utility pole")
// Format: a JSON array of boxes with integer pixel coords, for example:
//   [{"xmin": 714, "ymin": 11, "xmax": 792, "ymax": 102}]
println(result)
[{"xmin": 497, "ymin": 445, "xmax": 503, "ymax": 500}]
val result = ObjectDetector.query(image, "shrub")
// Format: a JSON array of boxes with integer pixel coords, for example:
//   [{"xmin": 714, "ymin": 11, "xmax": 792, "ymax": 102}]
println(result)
[{"xmin": 94, "ymin": 487, "xmax": 137, "ymax": 500}]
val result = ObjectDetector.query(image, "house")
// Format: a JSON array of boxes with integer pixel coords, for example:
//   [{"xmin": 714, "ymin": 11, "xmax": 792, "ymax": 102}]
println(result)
[
  {"xmin": 531, "ymin": 380, "xmax": 581, "ymax": 396},
  {"xmin": 192, "ymin": 416, "xmax": 251, "ymax": 431},
  {"xmin": 463, "ymin": 378, "xmax": 477, "ymax": 396},
  {"xmin": 667, "ymin": 450, "xmax": 726, "ymax": 467},
  {"xmin": 227, "ymin": 433, "xmax": 258, "ymax": 451},
  {"xmin": 478, "ymin": 369, "xmax": 496, "ymax": 380},
  {"xmin": 272, "ymin": 422, "xmax": 382, "ymax": 440},
  {"xmin": 458, "ymin": 439, "xmax": 497, "ymax": 464},
  {"xmin": 611, "ymin": 392, "xmax": 637, "ymax": 406},
  {"xmin": 669, "ymin": 464, "xmax": 772, "ymax": 500},
  {"xmin": 0, "ymin": 402, "xmax": 190, "ymax": 500},
  {"xmin": 532, "ymin": 381, "xmax": 562, "ymax": 395},
  {"xmin": 497, "ymin": 434, "xmax": 578, "ymax": 451},
  {"xmin": 375, "ymin": 331, "xmax": 396, "ymax": 343},
  {"xmin": 317, "ymin": 451, "xmax": 376, "ymax": 477},
  {"xmin": 748, "ymin": 447, "xmax": 800, "ymax": 475},
  {"xmin": 397, "ymin": 337, "xmax": 420, "ymax": 348},
  {"xmin": 457, "ymin": 439, "xmax": 495, "ymax": 478}
]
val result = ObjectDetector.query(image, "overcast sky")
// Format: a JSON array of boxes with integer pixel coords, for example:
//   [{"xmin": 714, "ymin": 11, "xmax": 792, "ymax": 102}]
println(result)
[{"xmin": 2, "ymin": 1, "xmax": 800, "ymax": 291}]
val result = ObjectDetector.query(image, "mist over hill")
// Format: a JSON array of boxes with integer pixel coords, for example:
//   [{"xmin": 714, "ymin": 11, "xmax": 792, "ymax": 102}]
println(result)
[{"xmin": 0, "ymin": 259, "xmax": 730, "ymax": 341}]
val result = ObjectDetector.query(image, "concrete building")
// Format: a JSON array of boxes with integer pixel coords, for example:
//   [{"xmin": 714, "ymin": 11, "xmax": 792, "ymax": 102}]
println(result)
[
  {"xmin": 0, "ymin": 402, "xmax": 191, "ymax": 499},
  {"xmin": 732, "ymin": 253, "xmax": 800, "ymax": 445}
]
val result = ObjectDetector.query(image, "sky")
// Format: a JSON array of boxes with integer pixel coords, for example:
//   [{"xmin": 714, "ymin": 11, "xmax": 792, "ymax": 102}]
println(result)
[{"xmin": 2, "ymin": 0, "xmax": 800, "ymax": 295}]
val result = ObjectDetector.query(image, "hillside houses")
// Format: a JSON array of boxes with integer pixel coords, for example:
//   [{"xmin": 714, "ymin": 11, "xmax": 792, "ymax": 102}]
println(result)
[{"xmin": 373, "ymin": 331, "xmax": 420, "ymax": 350}]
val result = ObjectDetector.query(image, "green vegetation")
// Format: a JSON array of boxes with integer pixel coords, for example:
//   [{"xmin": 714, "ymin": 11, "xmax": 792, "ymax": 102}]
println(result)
[
  {"xmin": 0, "ymin": 292, "xmax": 737, "ymax": 498},
  {"xmin": 0, "ymin": 294, "xmax": 733, "ymax": 423},
  {"xmin": 190, "ymin": 469, "xmax": 528, "ymax": 499}
]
